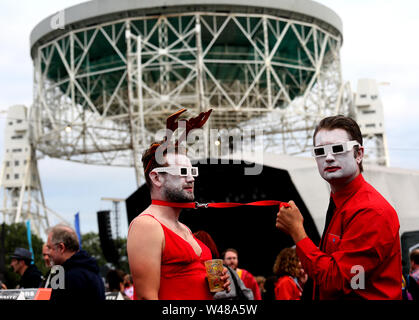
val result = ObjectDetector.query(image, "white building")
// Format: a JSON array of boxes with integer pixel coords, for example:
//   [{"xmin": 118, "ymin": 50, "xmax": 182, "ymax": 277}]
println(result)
[
  {"xmin": 354, "ymin": 79, "xmax": 389, "ymax": 166},
  {"xmin": 0, "ymin": 105, "xmax": 49, "ymax": 236},
  {"xmin": 2, "ymin": 105, "xmax": 34, "ymax": 189}
]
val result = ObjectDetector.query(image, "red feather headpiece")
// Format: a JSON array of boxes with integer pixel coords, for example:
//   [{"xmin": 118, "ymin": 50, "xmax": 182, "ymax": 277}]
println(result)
[{"xmin": 144, "ymin": 108, "xmax": 212, "ymax": 174}]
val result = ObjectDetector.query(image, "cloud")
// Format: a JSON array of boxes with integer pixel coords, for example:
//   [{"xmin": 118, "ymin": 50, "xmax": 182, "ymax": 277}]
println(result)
[
  {"xmin": 318, "ymin": 0, "xmax": 419, "ymax": 170},
  {"xmin": 0, "ymin": 1, "xmax": 84, "ymax": 107},
  {"xmin": 38, "ymin": 158, "xmax": 137, "ymax": 233}
]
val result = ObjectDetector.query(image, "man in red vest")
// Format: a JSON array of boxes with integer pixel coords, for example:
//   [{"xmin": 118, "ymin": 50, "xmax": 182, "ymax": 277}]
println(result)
[
  {"xmin": 275, "ymin": 115, "xmax": 402, "ymax": 300},
  {"xmin": 127, "ymin": 109, "xmax": 230, "ymax": 300}
]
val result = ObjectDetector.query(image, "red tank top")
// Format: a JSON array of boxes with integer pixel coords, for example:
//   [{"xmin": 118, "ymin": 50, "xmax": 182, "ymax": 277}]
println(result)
[{"xmin": 131, "ymin": 214, "xmax": 213, "ymax": 300}]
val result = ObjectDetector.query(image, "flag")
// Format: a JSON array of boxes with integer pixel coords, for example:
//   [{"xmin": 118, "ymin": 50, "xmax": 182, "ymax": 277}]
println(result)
[
  {"xmin": 74, "ymin": 212, "xmax": 82, "ymax": 249},
  {"xmin": 25, "ymin": 220, "xmax": 34, "ymax": 264}
]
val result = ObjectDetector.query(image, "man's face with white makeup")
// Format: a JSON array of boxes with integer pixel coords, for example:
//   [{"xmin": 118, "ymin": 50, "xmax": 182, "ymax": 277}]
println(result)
[
  {"xmin": 314, "ymin": 128, "xmax": 363, "ymax": 187},
  {"xmin": 161, "ymin": 153, "xmax": 195, "ymax": 202}
]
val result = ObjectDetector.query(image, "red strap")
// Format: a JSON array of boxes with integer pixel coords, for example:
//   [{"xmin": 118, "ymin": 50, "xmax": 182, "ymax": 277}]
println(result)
[
  {"xmin": 151, "ymin": 199, "xmax": 290, "ymax": 209},
  {"xmin": 151, "ymin": 200, "xmax": 196, "ymax": 208}
]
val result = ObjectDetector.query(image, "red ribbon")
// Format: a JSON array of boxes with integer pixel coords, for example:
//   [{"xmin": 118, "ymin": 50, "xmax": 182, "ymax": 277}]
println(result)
[{"xmin": 151, "ymin": 199, "xmax": 290, "ymax": 209}]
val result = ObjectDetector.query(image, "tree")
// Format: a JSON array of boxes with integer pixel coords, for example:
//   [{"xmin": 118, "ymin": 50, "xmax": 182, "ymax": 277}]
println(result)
[
  {"xmin": 0, "ymin": 226, "xmax": 130, "ymax": 288},
  {"xmin": 80, "ymin": 232, "xmax": 107, "ymax": 268},
  {"xmin": 81, "ymin": 232, "xmax": 129, "ymax": 275}
]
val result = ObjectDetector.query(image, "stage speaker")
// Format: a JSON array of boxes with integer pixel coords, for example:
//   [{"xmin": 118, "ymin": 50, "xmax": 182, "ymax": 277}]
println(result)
[
  {"xmin": 401, "ymin": 231, "xmax": 419, "ymax": 276},
  {"xmin": 97, "ymin": 210, "xmax": 120, "ymax": 266}
]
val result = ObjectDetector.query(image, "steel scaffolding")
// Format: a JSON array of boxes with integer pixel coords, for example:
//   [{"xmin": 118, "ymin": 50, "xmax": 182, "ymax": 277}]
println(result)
[{"xmin": 30, "ymin": 11, "xmax": 351, "ymax": 186}]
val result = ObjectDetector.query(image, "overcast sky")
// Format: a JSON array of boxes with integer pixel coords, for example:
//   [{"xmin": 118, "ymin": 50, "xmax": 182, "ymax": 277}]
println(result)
[{"xmin": 0, "ymin": 1, "xmax": 418, "ymax": 236}]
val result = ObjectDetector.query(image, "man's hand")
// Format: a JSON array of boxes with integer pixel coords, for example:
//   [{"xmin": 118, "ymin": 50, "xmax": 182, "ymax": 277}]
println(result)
[
  {"xmin": 221, "ymin": 267, "xmax": 231, "ymax": 292},
  {"xmin": 276, "ymin": 200, "xmax": 308, "ymax": 243}
]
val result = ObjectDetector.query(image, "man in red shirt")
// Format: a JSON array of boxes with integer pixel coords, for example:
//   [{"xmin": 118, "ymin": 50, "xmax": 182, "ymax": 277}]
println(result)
[
  {"xmin": 223, "ymin": 248, "xmax": 262, "ymax": 300},
  {"xmin": 275, "ymin": 115, "xmax": 402, "ymax": 300}
]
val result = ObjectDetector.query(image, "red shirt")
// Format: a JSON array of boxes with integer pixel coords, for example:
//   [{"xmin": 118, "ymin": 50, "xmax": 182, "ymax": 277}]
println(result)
[
  {"xmin": 133, "ymin": 214, "xmax": 213, "ymax": 300},
  {"xmin": 237, "ymin": 268, "xmax": 262, "ymax": 300},
  {"xmin": 275, "ymin": 276, "xmax": 302, "ymax": 300},
  {"xmin": 296, "ymin": 174, "xmax": 402, "ymax": 300}
]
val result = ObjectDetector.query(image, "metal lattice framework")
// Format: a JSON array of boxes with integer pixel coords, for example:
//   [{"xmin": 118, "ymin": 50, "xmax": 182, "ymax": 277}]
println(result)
[
  {"xmin": 30, "ymin": 10, "xmax": 350, "ymax": 185},
  {"xmin": 0, "ymin": 147, "xmax": 50, "ymax": 236},
  {"xmin": 0, "ymin": 106, "xmax": 69, "ymax": 237}
]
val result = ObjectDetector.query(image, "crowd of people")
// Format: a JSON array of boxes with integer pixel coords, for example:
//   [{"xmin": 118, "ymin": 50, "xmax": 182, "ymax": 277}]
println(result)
[
  {"xmin": 1, "ymin": 225, "xmax": 135, "ymax": 301},
  {"xmin": 3, "ymin": 240, "xmax": 418, "ymax": 301},
  {"xmin": 1, "ymin": 111, "xmax": 418, "ymax": 301}
]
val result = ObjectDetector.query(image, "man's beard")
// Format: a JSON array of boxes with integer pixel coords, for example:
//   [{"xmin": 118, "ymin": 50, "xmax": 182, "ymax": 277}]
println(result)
[{"xmin": 164, "ymin": 186, "xmax": 194, "ymax": 203}]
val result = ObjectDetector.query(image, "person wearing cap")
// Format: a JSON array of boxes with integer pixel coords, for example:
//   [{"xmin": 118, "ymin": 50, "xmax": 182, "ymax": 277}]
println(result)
[
  {"xmin": 10, "ymin": 247, "xmax": 42, "ymax": 289},
  {"xmin": 275, "ymin": 115, "xmax": 402, "ymax": 299}
]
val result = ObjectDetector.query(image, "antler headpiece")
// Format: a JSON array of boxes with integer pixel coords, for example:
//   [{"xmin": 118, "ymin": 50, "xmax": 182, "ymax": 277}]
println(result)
[{"xmin": 143, "ymin": 108, "xmax": 212, "ymax": 174}]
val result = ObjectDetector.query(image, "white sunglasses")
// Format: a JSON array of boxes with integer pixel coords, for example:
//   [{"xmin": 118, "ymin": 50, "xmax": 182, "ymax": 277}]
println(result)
[
  {"xmin": 151, "ymin": 166, "xmax": 199, "ymax": 177},
  {"xmin": 312, "ymin": 140, "xmax": 360, "ymax": 158}
]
